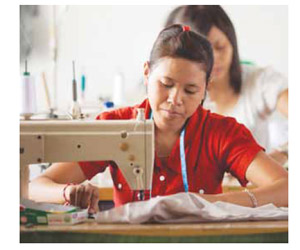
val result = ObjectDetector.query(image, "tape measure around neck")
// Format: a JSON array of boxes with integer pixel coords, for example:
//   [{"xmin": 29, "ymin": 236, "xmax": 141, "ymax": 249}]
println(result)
[{"xmin": 149, "ymin": 109, "xmax": 189, "ymax": 193}]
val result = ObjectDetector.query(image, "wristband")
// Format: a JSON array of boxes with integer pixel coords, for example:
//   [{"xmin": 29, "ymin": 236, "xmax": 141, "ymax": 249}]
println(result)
[
  {"xmin": 63, "ymin": 183, "xmax": 75, "ymax": 205},
  {"xmin": 244, "ymin": 188, "xmax": 258, "ymax": 208}
]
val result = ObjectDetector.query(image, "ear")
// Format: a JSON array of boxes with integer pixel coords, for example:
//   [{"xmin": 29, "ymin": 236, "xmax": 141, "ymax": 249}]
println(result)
[
  {"xmin": 201, "ymin": 89, "xmax": 207, "ymax": 106},
  {"xmin": 206, "ymin": 76, "xmax": 213, "ymax": 90},
  {"xmin": 143, "ymin": 61, "xmax": 150, "ymax": 85}
]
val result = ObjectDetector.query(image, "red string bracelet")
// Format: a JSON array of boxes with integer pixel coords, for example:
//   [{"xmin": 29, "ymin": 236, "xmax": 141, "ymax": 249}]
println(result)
[
  {"xmin": 182, "ymin": 25, "xmax": 190, "ymax": 32},
  {"xmin": 63, "ymin": 183, "xmax": 75, "ymax": 206}
]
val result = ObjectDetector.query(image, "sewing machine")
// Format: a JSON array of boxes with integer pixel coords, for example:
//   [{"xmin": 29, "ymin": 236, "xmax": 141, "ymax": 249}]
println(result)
[
  {"xmin": 19, "ymin": 109, "xmax": 289, "ymax": 243},
  {"xmin": 20, "ymin": 108, "xmax": 154, "ymax": 200}
]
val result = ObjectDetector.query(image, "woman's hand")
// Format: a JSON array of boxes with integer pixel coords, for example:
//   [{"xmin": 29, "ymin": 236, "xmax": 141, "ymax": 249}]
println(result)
[{"xmin": 65, "ymin": 183, "xmax": 100, "ymax": 214}]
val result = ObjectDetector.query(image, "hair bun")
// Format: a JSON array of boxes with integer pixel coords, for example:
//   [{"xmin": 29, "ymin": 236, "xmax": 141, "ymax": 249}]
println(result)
[{"xmin": 182, "ymin": 25, "xmax": 190, "ymax": 32}]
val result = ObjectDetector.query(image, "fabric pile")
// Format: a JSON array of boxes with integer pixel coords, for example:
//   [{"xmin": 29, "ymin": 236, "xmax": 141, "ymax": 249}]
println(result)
[{"xmin": 96, "ymin": 192, "xmax": 288, "ymax": 224}]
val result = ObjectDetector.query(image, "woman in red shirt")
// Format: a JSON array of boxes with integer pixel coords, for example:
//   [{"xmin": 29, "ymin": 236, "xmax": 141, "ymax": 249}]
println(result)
[{"xmin": 29, "ymin": 25, "xmax": 288, "ymax": 214}]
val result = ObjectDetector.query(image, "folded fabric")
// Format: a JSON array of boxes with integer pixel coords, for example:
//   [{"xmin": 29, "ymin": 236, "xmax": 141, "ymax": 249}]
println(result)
[{"xmin": 96, "ymin": 192, "xmax": 288, "ymax": 224}]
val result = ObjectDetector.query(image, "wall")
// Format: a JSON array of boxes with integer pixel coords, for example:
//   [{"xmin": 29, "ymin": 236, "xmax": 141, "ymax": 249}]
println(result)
[
  {"xmin": 224, "ymin": 5, "xmax": 288, "ymax": 74},
  {"xmin": 20, "ymin": 5, "xmax": 288, "ymax": 113}
]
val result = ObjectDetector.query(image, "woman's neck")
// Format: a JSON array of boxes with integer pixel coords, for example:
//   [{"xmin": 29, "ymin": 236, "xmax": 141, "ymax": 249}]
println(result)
[
  {"xmin": 153, "ymin": 113, "xmax": 185, "ymax": 136},
  {"xmin": 155, "ymin": 124, "xmax": 182, "ymax": 137},
  {"xmin": 154, "ymin": 118, "xmax": 187, "ymax": 155},
  {"xmin": 155, "ymin": 126, "xmax": 181, "ymax": 158},
  {"xmin": 208, "ymin": 74, "xmax": 239, "ymax": 114},
  {"xmin": 209, "ymin": 74, "xmax": 232, "ymax": 95}
]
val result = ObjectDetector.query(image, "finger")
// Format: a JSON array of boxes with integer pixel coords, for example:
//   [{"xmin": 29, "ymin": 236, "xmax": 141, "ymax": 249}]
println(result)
[
  {"xmin": 76, "ymin": 185, "xmax": 85, "ymax": 207},
  {"xmin": 88, "ymin": 188, "xmax": 99, "ymax": 214},
  {"xmin": 69, "ymin": 186, "xmax": 76, "ymax": 206},
  {"xmin": 81, "ymin": 185, "xmax": 93, "ymax": 209}
]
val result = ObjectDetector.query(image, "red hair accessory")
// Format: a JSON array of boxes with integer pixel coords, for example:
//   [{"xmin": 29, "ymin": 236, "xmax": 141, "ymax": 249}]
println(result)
[{"xmin": 182, "ymin": 25, "xmax": 190, "ymax": 32}]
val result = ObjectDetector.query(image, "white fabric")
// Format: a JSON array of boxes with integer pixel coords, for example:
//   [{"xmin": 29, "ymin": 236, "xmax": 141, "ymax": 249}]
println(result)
[
  {"xmin": 96, "ymin": 192, "xmax": 288, "ymax": 224},
  {"xmin": 204, "ymin": 64, "xmax": 288, "ymax": 152}
]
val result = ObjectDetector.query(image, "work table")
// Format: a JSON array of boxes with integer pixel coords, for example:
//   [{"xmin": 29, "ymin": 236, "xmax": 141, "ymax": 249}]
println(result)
[
  {"xmin": 20, "ymin": 186, "xmax": 288, "ymax": 242},
  {"xmin": 20, "ymin": 219, "xmax": 288, "ymax": 243}
]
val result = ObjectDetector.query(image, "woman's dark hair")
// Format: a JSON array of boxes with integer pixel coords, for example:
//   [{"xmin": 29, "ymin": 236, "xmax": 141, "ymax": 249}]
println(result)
[
  {"xmin": 150, "ymin": 24, "xmax": 214, "ymax": 84},
  {"xmin": 165, "ymin": 5, "xmax": 242, "ymax": 94}
]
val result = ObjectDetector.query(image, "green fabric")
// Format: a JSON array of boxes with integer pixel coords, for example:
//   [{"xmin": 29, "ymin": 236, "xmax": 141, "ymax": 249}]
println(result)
[{"xmin": 20, "ymin": 232, "xmax": 288, "ymax": 243}]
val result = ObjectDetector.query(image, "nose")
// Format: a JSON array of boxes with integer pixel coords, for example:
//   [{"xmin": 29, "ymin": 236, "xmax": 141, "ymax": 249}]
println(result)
[{"xmin": 167, "ymin": 88, "xmax": 183, "ymax": 106}]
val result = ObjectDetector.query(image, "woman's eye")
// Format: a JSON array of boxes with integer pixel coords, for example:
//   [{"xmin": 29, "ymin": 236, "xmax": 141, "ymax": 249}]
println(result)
[
  {"xmin": 161, "ymin": 81, "xmax": 172, "ymax": 88},
  {"xmin": 216, "ymin": 45, "xmax": 225, "ymax": 51},
  {"xmin": 185, "ymin": 89, "xmax": 196, "ymax": 95}
]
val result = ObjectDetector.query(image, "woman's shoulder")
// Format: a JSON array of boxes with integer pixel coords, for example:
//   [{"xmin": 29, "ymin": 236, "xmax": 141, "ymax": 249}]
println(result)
[
  {"xmin": 199, "ymin": 107, "xmax": 240, "ymax": 130},
  {"xmin": 241, "ymin": 64, "xmax": 286, "ymax": 84},
  {"xmin": 241, "ymin": 64, "xmax": 287, "ymax": 93},
  {"xmin": 241, "ymin": 64, "xmax": 264, "ymax": 85},
  {"xmin": 202, "ymin": 109, "xmax": 254, "ymax": 146},
  {"xmin": 96, "ymin": 99, "xmax": 148, "ymax": 120},
  {"xmin": 97, "ymin": 107, "xmax": 134, "ymax": 120}
]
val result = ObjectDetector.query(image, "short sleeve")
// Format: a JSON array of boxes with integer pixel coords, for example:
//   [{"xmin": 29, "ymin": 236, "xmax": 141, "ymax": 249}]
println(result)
[
  {"xmin": 218, "ymin": 118, "xmax": 264, "ymax": 186},
  {"xmin": 255, "ymin": 66, "xmax": 288, "ymax": 114},
  {"xmin": 78, "ymin": 160, "xmax": 110, "ymax": 180}
]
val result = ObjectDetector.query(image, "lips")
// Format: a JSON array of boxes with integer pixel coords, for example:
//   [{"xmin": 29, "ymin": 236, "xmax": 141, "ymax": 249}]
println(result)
[{"xmin": 161, "ymin": 109, "xmax": 183, "ymax": 118}]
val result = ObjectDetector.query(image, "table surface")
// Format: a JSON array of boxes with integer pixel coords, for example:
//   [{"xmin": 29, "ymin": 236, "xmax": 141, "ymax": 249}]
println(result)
[
  {"xmin": 20, "ymin": 219, "xmax": 288, "ymax": 237},
  {"xmin": 98, "ymin": 185, "xmax": 255, "ymax": 201}
]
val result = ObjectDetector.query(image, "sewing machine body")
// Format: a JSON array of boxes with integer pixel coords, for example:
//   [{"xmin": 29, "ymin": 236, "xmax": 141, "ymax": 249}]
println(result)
[{"xmin": 20, "ymin": 119, "xmax": 154, "ymax": 199}]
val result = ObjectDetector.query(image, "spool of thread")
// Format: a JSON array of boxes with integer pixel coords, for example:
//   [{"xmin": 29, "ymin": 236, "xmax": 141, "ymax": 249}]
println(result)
[
  {"xmin": 20, "ymin": 61, "xmax": 37, "ymax": 119},
  {"xmin": 70, "ymin": 61, "xmax": 81, "ymax": 119},
  {"xmin": 112, "ymin": 71, "xmax": 125, "ymax": 107}
]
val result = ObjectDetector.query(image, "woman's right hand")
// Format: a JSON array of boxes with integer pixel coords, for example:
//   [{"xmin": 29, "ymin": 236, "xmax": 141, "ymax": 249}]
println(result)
[{"xmin": 65, "ymin": 183, "xmax": 100, "ymax": 214}]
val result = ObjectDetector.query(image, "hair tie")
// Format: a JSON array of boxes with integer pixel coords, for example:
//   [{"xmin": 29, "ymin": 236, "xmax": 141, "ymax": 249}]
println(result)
[{"xmin": 182, "ymin": 25, "xmax": 190, "ymax": 32}]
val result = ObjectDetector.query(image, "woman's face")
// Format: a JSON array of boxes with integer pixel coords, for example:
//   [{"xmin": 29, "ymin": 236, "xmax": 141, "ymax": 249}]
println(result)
[
  {"xmin": 144, "ymin": 57, "xmax": 206, "ymax": 131},
  {"xmin": 207, "ymin": 26, "xmax": 233, "ymax": 82}
]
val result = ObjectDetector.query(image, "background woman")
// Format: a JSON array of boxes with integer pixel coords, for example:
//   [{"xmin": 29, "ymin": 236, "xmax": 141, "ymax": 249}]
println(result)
[{"xmin": 165, "ymin": 5, "xmax": 288, "ymax": 165}]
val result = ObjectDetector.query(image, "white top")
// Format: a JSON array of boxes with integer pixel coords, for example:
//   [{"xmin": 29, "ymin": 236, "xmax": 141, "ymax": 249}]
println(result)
[{"xmin": 204, "ymin": 64, "xmax": 288, "ymax": 152}]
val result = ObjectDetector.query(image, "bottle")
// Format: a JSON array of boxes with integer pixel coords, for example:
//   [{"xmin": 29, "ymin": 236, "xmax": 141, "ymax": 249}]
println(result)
[
  {"xmin": 70, "ymin": 61, "xmax": 81, "ymax": 119},
  {"xmin": 20, "ymin": 60, "xmax": 37, "ymax": 119},
  {"xmin": 112, "ymin": 71, "xmax": 126, "ymax": 107},
  {"xmin": 80, "ymin": 67, "xmax": 86, "ymax": 104}
]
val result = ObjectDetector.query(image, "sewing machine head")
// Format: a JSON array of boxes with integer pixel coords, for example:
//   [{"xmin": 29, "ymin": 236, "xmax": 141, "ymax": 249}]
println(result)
[{"xmin": 20, "ymin": 108, "xmax": 154, "ymax": 199}]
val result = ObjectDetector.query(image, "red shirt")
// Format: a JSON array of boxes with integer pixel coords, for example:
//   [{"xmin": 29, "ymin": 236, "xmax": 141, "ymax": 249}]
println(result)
[{"xmin": 79, "ymin": 99, "xmax": 263, "ymax": 207}]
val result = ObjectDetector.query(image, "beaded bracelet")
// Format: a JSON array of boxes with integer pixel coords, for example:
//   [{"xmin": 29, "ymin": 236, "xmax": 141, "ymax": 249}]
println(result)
[{"xmin": 244, "ymin": 188, "xmax": 258, "ymax": 208}]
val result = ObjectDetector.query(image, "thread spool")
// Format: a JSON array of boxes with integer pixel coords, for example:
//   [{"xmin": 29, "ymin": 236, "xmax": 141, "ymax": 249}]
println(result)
[
  {"xmin": 112, "ymin": 71, "xmax": 126, "ymax": 107},
  {"xmin": 20, "ymin": 61, "xmax": 37, "ymax": 119}
]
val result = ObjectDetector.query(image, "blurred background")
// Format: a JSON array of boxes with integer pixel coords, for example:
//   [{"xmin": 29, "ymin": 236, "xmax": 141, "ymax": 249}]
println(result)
[{"xmin": 20, "ymin": 5, "xmax": 288, "ymax": 114}]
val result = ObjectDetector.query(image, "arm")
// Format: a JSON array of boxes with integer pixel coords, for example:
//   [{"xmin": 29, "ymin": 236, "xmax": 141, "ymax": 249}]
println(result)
[
  {"xmin": 29, "ymin": 162, "xmax": 99, "ymax": 213},
  {"xmin": 200, "ymin": 151, "xmax": 288, "ymax": 207},
  {"xmin": 276, "ymin": 89, "xmax": 288, "ymax": 117},
  {"xmin": 268, "ymin": 89, "xmax": 288, "ymax": 164},
  {"xmin": 268, "ymin": 142, "xmax": 288, "ymax": 166}
]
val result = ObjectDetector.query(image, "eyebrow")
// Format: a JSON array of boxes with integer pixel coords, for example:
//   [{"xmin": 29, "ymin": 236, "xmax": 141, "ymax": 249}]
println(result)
[
  {"xmin": 186, "ymin": 84, "xmax": 199, "ymax": 88},
  {"xmin": 211, "ymin": 38, "xmax": 227, "ymax": 45},
  {"xmin": 163, "ymin": 76, "xmax": 174, "ymax": 82},
  {"xmin": 163, "ymin": 77, "xmax": 201, "ymax": 88}
]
